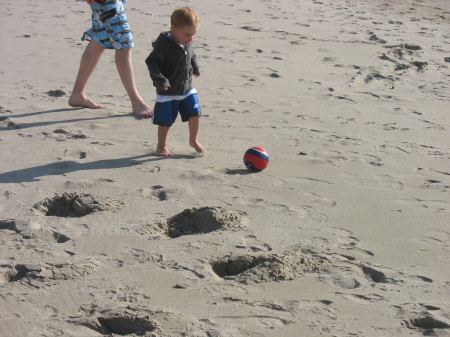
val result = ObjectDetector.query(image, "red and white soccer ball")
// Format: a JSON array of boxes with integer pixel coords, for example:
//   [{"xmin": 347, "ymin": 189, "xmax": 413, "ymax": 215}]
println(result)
[{"xmin": 243, "ymin": 146, "xmax": 269, "ymax": 172}]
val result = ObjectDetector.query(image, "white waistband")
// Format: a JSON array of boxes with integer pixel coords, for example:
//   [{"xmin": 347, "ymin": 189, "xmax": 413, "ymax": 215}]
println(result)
[{"xmin": 156, "ymin": 88, "xmax": 197, "ymax": 103}]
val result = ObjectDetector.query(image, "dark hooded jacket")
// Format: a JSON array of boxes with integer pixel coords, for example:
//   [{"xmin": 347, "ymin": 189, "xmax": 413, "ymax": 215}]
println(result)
[{"xmin": 145, "ymin": 32, "xmax": 200, "ymax": 96}]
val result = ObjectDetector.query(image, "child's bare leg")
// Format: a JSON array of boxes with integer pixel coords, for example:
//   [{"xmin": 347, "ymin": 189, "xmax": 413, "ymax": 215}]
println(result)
[
  {"xmin": 115, "ymin": 48, "xmax": 152, "ymax": 117},
  {"xmin": 156, "ymin": 126, "xmax": 171, "ymax": 156},
  {"xmin": 69, "ymin": 41, "xmax": 105, "ymax": 109},
  {"xmin": 188, "ymin": 116, "xmax": 204, "ymax": 153}
]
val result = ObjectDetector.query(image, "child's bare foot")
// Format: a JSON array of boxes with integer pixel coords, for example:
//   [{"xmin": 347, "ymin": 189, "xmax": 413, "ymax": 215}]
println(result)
[
  {"xmin": 68, "ymin": 93, "xmax": 104, "ymax": 109},
  {"xmin": 132, "ymin": 101, "xmax": 153, "ymax": 118},
  {"xmin": 189, "ymin": 140, "xmax": 205, "ymax": 154},
  {"xmin": 155, "ymin": 145, "xmax": 171, "ymax": 157}
]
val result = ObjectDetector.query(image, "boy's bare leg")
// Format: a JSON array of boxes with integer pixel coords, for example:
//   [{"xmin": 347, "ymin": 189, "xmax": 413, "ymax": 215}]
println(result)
[
  {"xmin": 156, "ymin": 126, "xmax": 171, "ymax": 156},
  {"xmin": 188, "ymin": 116, "xmax": 204, "ymax": 153},
  {"xmin": 115, "ymin": 48, "xmax": 153, "ymax": 117},
  {"xmin": 69, "ymin": 41, "xmax": 105, "ymax": 109}
]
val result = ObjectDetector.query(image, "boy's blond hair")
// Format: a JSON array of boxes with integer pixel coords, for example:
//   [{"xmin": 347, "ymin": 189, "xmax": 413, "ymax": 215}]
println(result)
[{"xmin": 171, "ymin": 7, "xmax": 200, "ymax": 28}]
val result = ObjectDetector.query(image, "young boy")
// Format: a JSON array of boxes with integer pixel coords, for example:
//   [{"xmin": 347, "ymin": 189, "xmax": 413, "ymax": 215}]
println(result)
[
  {"xmin": 69, "ymin": 0, "xmax": 152, "ymax": 117},
  {"xmin": 145, "ymin": 7, "xmax": 203, "ymax": 156}
]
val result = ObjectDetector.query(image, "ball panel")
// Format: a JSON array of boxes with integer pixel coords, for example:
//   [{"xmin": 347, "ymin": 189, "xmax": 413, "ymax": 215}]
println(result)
[
  {"xmin": 245, "ymin": 147, "xmax": 269, "ymax": 162},
  {"xmin": 244, "ymin": 160, "xmax": 263, "ymax": 172}
]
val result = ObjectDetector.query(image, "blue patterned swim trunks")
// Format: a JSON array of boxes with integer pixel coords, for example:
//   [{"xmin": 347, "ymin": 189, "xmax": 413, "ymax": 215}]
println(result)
[{"xmin": 82, "ymin": 0, "xmax": 134, "ymax": 50}]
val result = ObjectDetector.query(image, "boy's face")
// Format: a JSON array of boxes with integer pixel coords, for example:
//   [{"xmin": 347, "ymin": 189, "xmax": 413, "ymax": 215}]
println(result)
[{"xmin": 170, "ymin": 24, "xmax": 198, "ymax": 46}]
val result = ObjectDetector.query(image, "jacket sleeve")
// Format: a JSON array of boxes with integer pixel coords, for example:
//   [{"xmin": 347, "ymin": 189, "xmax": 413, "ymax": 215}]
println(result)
[
  {"xmin": 145, "ymin": 48, "xmax": 171, "ymax": 89},
  {"xmin": 191, "ymin": 49, "xmax": 200, "ymax": 76}
]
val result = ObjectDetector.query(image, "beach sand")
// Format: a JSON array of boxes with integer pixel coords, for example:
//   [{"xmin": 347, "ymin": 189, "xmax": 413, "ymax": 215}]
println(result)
[{"xmin": 1, "ymin": 0, "xmax": 449, "ymax": 336}]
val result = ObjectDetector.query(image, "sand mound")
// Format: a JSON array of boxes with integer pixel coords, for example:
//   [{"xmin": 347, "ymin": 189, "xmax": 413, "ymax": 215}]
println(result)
[
  {"xmin": 158, "ymin": 207, "xmax": 247, "ymax": 238},
  {"xmin": 34, "ymin": 192, "xmax": 124, "ymax": 217}
]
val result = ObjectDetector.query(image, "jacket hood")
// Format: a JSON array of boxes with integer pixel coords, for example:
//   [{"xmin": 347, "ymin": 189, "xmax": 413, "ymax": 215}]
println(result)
[{"xmin": 152, "ymin": 32, "xmax": 180, "ymax": 49}]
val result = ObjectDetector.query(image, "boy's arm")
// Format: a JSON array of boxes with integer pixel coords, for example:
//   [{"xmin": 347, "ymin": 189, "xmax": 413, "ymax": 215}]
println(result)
[
  {"xmin": 191, "ymin": 50, "xmax": 200, "ymax": 77},
  {"xmin": 145, "ymin": 49, "xmax": 170, "ymax": 89}
]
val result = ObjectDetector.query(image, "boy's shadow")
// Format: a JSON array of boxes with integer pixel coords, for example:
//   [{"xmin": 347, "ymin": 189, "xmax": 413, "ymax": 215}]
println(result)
[{"xmin": 0, "ymin": 154, "xmax": 164, "ymax": 184}]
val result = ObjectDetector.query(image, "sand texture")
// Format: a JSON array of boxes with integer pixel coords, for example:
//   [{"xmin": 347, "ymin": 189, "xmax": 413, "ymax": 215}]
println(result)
[{"xmin": 1, "ymin": 0, "xmax": 449, "ymax": 336}]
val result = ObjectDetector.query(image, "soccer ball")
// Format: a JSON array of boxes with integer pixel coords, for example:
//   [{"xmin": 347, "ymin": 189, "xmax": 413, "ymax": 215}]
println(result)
[{"xmin": 243, "ymin": 147, "xmax": 269, "ymax": 172}]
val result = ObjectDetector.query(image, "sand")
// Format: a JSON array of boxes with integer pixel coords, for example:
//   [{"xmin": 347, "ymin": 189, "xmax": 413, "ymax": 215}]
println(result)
[{"xmin": 1, "ymin": 0, "xmax": 449, "ymax": 336}]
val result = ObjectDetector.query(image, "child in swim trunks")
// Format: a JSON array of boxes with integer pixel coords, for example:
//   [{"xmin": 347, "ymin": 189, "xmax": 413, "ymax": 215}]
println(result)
[
  {"xmin": 69, "ymin": 0, "xmax": 152, "ymax": 117},
  {"xmin": 145, "ymin": 7, "xmax": 204, "ymax": 156}
]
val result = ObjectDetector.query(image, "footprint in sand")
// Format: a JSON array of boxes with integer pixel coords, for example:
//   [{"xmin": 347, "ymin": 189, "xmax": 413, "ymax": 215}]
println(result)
[
  {"xmin": 104, "ymin": 285, "xmax": 151, "ymax": 304},
  {"xmin": 63, "ymin": 148, "xmax": 87, "ymax": 160},
  {"xmin": 179, "ymin": 170, "xmax": 224, "ymax": 184},
  {"xmin": 361, "ymin": 264, "xmax": 392, "ymax": 284},
  {"xmin": 421, "ymin": 230, "xmax": 450, "ymax": 254},
  {"xmin": 319, "ymin": 257, "xmax": 395, "ymax": 290},
  {"xmin": 150, "ymin": 185, "xmax": 168, "ymax": 201},
  {"xmin": 0, "ymin": 116, "xmax": 21, "ymax": 130},
  {"xmin": 64, "ymin": 178, "xmax": 114, "ymax": 189},
  {"xmin": 347, "ymin": 174, "xmax": 404, "ymax": 191},
  {"xmin": 234, "ymin": 197, "xmax": 291, "ymax": 212},
  {"xmin": 337, "ymin": 292, "xmax": 385, "ymax": 303},
  {"xmin": 46, "ymin": 90, "xmax": 66, "ymax": 98},
  {"xmin": 324, "ymin": 273, "xmax": 361, "ymax": 290},
  {"xmin": 138, "ymin": 165, "xmax": 161, "ymax": 173},
  {"xmin": 304, "ymin": 192, "xmax": 337, "ymax": 207},
  {"xmin": 421, "ymin": 179, "xmax": 449, "ymax": 193},
  {"xmin": 349, "ymin": 67, "xmax": 396, "ymax": 92},
  {"xmin": 18, "ymin": 228, "xmax": 70, "ymax": 244},
  {"xmin": 46, "ymin": 128, "xmax": 88, "ymax": 141},
  {"xmin": 368, "ymin": 31, "xmax": 387, "ymax": 44},
  {"xmin": 139, "ymin": 185, "xmax": 193, "ymax": 202},
  {"xmin": 114, "ymin": 248, "xmax": 162, "ymax": 267},
  {"xmin": 235, "ymin": 234, "xmax": 272, "ymax": 252},
  {"xmin": 328, "ymin": 227, "xmax": 374, "ymax": 257},
  {"xmin": 0, "ymin": 260, "xmax": 98, "ymax": 286}
]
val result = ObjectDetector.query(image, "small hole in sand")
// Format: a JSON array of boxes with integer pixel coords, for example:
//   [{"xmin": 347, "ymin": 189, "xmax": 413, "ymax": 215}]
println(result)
[
  {"xmin": 211, "ymin": 252, "xmax": 326, "ymax": 284},
  {"xmin": 97, "ymin": 316, "xmax": 157, "ymax": 336},
  {"xmin": 212, "ymin": 256, "xmax": 258, "ymax": 278}
]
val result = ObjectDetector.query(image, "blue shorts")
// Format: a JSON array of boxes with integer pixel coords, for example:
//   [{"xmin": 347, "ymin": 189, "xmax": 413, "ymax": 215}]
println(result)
[
  {"xmin": 153, "ymin": 93, "xmax": 201, "ymax": 127},
  {"xmin": 82, "ymin": 1, "xmax": 134, "ymax": 50}
]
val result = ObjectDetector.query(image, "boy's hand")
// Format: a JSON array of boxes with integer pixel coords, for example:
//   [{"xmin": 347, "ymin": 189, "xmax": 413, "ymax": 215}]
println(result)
[
  {"xmin": 162, "ymin": 86, "xmax": 169, "ymax": 91},
  {"xmin": 194, "ymin": 73, "xmax": 200, "ymax": 78}
]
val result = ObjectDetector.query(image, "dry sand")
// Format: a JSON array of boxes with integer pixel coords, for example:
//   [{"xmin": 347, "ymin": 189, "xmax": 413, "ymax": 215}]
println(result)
[{"xmin": 1, "ymin": 0, "xmax": 449, "ymax": 336}]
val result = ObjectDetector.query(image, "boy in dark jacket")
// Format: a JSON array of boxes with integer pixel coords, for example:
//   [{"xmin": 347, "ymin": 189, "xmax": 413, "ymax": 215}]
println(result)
[{"xmin": 145, "ymin": 7, "xmax": 204, "ymax": 156}]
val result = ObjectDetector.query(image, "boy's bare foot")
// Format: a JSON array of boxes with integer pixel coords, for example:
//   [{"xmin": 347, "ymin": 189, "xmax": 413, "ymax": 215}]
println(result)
[
  {"xmin": 155, "ymin": 145, "xmax": 171, "ymax": 157},
  {"xmin": 132, "ymin": 102, "xmax": 153, "ymax": 118},
  {"xmin": 68, "ymin": 94, "xmax": 104, "ymax": 109},
  {"xmin": 189, "ymin": 140, "xmax": 205, "ymax": 154}
]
